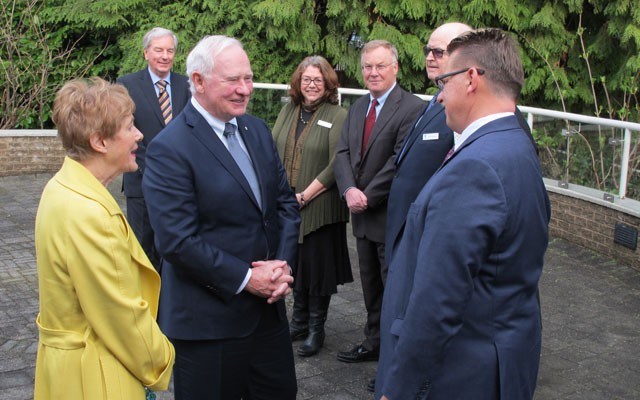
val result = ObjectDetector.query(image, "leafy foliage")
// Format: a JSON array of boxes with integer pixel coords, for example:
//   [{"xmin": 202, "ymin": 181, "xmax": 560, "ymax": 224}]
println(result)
[{"xmin": 2, "ymin": 0, "xmax": 639, "ymax": 198}]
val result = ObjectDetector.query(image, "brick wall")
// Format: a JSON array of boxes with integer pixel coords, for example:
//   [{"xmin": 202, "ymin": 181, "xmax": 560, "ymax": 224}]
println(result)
[
  {"xmin": 548, "ymin": 188, "xmax": 640, "ymax": 270},
  {"xmin": 2, "ymin": 133, "xmax": 639, "ymax": 270},
  {"xmin": 0, "ymin": 132, "xmax": 65, "ymax": 177}
]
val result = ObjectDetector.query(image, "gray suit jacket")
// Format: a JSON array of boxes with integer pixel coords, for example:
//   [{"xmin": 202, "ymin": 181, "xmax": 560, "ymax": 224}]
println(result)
[{"xmin": 334, "ymin": 84, "xmax": 425, "ymax": 243}]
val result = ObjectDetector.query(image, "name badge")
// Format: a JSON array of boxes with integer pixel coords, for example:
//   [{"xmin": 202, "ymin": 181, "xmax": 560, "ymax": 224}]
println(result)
[
  {"xmin": 317, "ymin": 120, "xmax": 332, "ymax": 128},
  {"xmin": 422, "ymin": 133, "xmax": 439, "ymax": 141}
]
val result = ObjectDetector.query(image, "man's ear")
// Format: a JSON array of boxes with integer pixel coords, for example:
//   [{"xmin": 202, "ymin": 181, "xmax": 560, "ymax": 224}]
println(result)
[
  {"xmin": 89, "ymin": 132, "xmax": 108, "ymax": 154},
  {"xmin": 467, "ymin": 69, "xmax": 480, "ymax": 94},
  {"xmin": 191, "ymin": 72, "xmax": 205, "ymax": 93}
]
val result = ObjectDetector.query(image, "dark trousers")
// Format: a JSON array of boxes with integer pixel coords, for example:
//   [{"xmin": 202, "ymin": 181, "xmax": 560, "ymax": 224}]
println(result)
[
  {"xmin": 356, "ymin": 237, "xmax": 387, "ymax": 352},
  {"xmin": 126, "ymin": 196, "xmax": 160, "ymax": 270},
  {"xmin": 171, "ymin": 306, "xmax": 297, "ymax": 400}
]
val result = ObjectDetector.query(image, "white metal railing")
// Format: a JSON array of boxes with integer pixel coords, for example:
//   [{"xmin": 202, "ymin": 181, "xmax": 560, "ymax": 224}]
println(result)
[
  {"xmin": 2, "ymin": 83, "xmax": 639, "ymax": 203},
  {"xmin": 254, "ymin": 83, "xmax": 640, "ymax": 201}
]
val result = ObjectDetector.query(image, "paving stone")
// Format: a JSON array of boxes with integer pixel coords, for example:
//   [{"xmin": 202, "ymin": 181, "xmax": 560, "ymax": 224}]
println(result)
[{"xmin": 2, "ymin": 173, "xmax": 640, "ymax": 399}]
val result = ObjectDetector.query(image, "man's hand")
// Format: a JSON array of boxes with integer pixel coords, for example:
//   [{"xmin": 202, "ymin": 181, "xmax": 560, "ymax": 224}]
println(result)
[
  {"xmin": 345, "ymin": 187, "xmax": 368, "ymax": 214},
  {"xmin": 245, "ymin": 259, "xmax": 293, "ymax": 303}
]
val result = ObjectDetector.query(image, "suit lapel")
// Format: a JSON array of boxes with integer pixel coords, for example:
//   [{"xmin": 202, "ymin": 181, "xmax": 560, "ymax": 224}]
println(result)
[
  {"xmin": 171, "ymin": 74, "xmax": 189, "ymax": 113},
  {"xmin": 185, "ymin": 105, "xmax": 262, "ymax": 211},
  {"xmin": 361, "ymin": 85, "xmax": 401, "ymax": 160},
  {"xmin": 397, "ymin": 103, "xmax": 444, "ymax": 165},
  {"xmin": 353, "ymin": 96, "xmax": 368, "ymax": 157},
  {"xmin": 139, "ymin": 70, "xmax": 166, "ymax": 126}
]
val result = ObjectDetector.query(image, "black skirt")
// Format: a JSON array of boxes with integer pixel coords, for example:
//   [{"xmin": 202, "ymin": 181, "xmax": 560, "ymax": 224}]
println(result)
[{"xmin": 294, "ymin": 222, "xmax": 353, "ymax": 296}]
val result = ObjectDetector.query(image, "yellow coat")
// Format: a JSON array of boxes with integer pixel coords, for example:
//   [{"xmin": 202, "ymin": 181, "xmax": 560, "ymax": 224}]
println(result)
[{"xmin": 34, "ymin": 157, "xmax": 174, "ymax": 399}]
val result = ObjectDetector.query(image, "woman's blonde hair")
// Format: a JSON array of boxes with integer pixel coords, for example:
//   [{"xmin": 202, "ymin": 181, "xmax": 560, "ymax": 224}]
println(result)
[{"xmin": 52, "ymin": 77, "xmax": 135, "ymax": 160}]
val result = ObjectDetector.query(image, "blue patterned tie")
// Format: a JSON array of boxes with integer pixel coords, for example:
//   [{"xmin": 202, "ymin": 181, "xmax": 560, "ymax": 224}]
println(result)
[{"xmin": 224, "ymin": 123, "xmax": 262, "ymax": 208}]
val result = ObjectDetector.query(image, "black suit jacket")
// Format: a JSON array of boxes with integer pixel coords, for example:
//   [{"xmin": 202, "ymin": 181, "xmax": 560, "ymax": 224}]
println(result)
[
  {"xmin": 117, "ymin": 69, "xmax": 190, "ymax": 197},
  {"xmin": 142, "ymin": 102, "xmax": 300, "ymax": 340},
  {"xmin": 385, "ymin": 101, "xmax": 453, "ymax": 261},
  {"xmin": 333, "ymin": 85, "xmax": 425, "ymax": 243}
]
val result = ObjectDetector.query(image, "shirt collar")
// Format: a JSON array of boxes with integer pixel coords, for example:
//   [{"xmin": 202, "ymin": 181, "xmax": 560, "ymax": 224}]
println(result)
[
  {"xmin": 190, "ymin": 97, "xmax": 237, "ymax": 135},
  {"xmin": 454, "ymin": 112, "xmax": 514, "ymax": 150},
  {"xmin": 148, "ymin": 67, "xmax": 172, "ymax": 86},
  {"xmin": 370, "ymin": 82, "xmax": 397, "ymax": 106}
]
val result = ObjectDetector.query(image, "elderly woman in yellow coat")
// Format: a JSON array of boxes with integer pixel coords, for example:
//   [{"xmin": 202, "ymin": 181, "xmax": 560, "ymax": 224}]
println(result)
[{"xmin": 34, "ymin": 78, "xmax": 174, "ymax": 399}]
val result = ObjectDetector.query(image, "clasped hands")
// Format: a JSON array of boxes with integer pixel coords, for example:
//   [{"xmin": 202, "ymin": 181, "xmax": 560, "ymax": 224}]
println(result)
[
  {"xmin": 245, "ymin": 259, "xmax": 293, "ymax": 303},
  {"xmin": 345, "ymin": 187, "xmax": 368, "ymax": 214}
]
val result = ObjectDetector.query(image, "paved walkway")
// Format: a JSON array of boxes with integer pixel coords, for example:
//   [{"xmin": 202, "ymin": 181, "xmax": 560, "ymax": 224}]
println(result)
[{"xmin": 1, "ymin": 172, "xmax": 639, "ymax": 399}]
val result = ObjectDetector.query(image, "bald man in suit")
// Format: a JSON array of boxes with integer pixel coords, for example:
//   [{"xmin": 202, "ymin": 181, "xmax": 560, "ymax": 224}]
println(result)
[{"xmin": 376, "ymin": 28, "xmax": 550, "ymax": 400}]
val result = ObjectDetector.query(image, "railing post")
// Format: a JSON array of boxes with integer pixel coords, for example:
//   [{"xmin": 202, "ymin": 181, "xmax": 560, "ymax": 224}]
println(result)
[{"xmin": 619, "ymin": 128, "xmax": 632, "ymax": 199}]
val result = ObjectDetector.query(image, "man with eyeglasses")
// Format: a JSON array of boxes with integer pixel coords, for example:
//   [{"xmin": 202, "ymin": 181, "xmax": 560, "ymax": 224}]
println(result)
[
  {"xmin": 334, "ymin": 39, "xmax": 424, "ymax": 365},
  {"xmin": 375, "ymin": 28, "xmax": 550, "ymax": 400},
  {"xmin": 385, "ymin": 22, "xmax": 471, "ymax": 276}
]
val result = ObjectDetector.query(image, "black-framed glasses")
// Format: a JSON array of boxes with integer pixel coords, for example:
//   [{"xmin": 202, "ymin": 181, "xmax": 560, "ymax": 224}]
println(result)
[
  {"xmin": 301, "ymin": 77, "xmax": 325, "ymax": 86},
  {"xmin": 434, "ymin": 67, "xmax": 485, "ymax": 90},
  {"xmin": 423, "ymin": 46, "xmax": 446, "ymax": 59}
]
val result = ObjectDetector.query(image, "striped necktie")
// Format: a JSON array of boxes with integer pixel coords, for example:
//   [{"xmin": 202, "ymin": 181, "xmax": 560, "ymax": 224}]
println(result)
[{"xmin": 156, "ymin": 80, "xmax": 172, "ymax": 125}]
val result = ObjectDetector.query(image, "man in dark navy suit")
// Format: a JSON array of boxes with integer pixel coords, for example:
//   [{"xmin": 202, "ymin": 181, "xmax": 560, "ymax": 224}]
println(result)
[
  {"xmin": 385, "ymin": 22, "xmax": 472, "ymax": 265},
  {"xmin": 376, "ymin": 28, "xmax": 550, "ymax": 400},
  {"xmin": 143, "ymin": 35, "xmax": 299, "ymax": 400},
  {"xmin": 117, "ymin": 27, "xmax": 190, "ymax": 269},
  {"xmin": 362, "ymin": 22, "xmax": 472, "ymax": 394}
]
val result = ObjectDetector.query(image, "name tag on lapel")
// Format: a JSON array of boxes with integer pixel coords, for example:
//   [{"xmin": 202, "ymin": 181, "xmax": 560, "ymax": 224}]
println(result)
[
  {"xmin": 422, "ymin": 133, "xmax": 439, "ymax": 141},
  {"xmin": 317, "ymin": 120, "xmax": 332, "ymax": 128}
]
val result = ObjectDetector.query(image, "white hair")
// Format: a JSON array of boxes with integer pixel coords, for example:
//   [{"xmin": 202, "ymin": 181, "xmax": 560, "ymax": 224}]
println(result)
[
  {"xmin": 186, "ymin": 35, "xmax": 244, "ymax": 94},
  {"xmin": 142, "ymin": 27, "xmax": 178, "ymax": 50}
]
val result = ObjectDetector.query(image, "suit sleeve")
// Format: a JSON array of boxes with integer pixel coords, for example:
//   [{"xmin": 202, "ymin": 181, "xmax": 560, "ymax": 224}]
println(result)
[
  {"xmin": 364, "ymin": 98, "xmax": 424, "ymax": 208},
  {"xmin": 381, "ymin": 158, "xmax": 507, "ymax": 399},
  {"xmin": 66, "ymin": 203, "xmax": 174, "ymax": 391},
  {"xmin": 333, "ymin": 108, "xmax": 357, "ymax": 196}
]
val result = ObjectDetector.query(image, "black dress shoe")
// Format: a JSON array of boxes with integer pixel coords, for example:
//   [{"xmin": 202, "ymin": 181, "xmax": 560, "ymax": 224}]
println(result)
[
  {"xmin": 336, "ymin": 344, "xmax": 379, "ymax": 363},
  {"xmin": 367, "ymin": 378, "xmax": 376, "ymax": 392}
]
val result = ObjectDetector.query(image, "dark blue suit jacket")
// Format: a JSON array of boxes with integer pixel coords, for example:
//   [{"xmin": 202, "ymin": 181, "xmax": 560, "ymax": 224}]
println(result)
[
  {"xmin": 142, "ymin": 102, "xmax": 300, "ymax": 340},
  {"xmin": 386, "ymin": 105, "xmax": 534, "ymax": 263},
  {"xmin": 118, "ymin": 69, "xmax": 190, "ymax": 197},
  {"xmin": 376, "ymin": 115, "xmax": 550, "ymax": 400},
  {"xmin": 385, "ymin": 101, "xmax": 452, "ymax": 262}
]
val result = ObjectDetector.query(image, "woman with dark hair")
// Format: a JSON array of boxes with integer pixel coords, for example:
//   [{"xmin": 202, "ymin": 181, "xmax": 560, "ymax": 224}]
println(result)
[{"xmin": 273, "ymin": 55, "xmax": 352, "ymax": 357}]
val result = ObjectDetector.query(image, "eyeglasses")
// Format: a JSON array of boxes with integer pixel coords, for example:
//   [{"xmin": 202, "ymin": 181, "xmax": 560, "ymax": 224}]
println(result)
[
  {"xmin": 301, "ymin": 77, "xmax": 324, "ymax": 86},
  {"xmin": 361, "ymin": 62, "xmax": 396, "ymax": 73},
  {"xmin": 423, "ymin": 46, "xmax": 446, "ymax": 59},
  {"xmin": 434, "ymin": 67, "xmax": 485, "ymax": 91}
]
